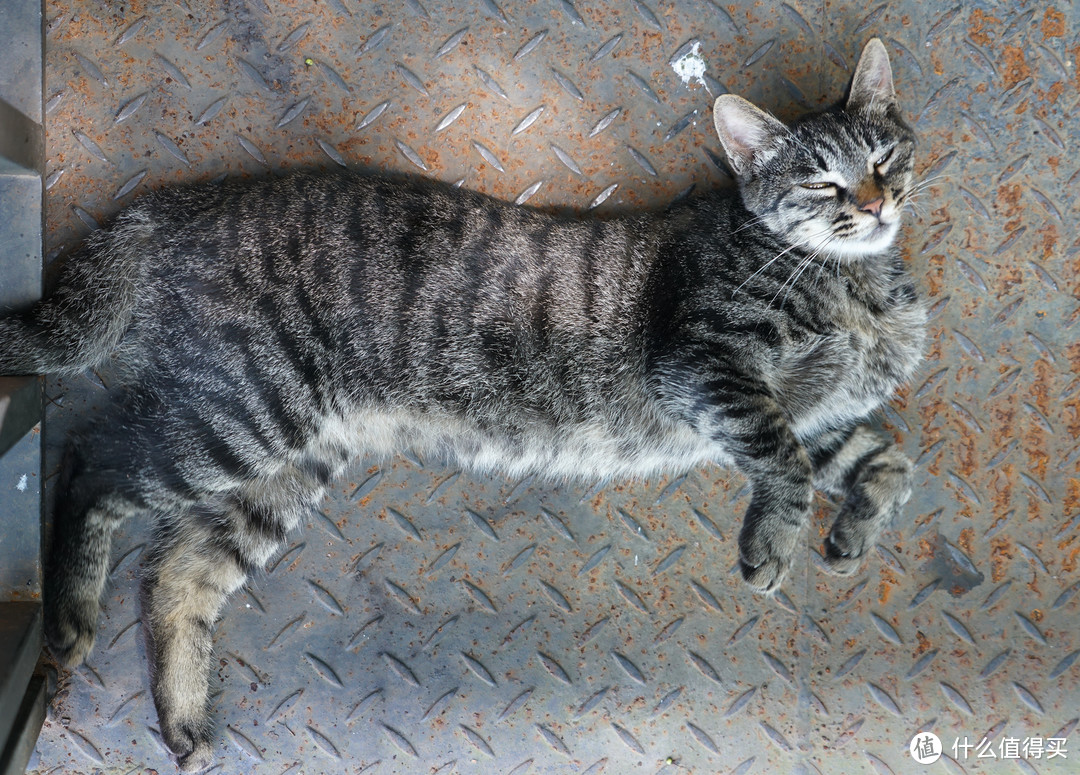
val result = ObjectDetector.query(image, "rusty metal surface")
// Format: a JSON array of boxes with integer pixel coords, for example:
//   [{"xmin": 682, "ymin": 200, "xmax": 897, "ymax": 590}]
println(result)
[{"xmin": 28, "ymin": 0, "xmax": 1080, "ymax": 773}]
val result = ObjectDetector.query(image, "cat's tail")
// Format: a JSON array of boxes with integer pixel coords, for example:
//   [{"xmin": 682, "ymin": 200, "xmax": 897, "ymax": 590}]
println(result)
[{"xmin": 0, "ymin": 209, "xmax": 154, "ymax": 376}]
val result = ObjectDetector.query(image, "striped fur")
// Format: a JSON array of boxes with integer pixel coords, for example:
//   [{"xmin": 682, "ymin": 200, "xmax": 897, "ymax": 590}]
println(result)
[{"xmin": 1, "ymin": 40, "xmax": 924, "ymax": 771}]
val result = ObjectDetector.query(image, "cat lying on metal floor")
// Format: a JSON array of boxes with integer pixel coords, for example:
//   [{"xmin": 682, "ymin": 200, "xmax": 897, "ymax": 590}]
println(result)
[{"xmin": 1, "ymin": 39, "xmax": 924, "ymax": 771}]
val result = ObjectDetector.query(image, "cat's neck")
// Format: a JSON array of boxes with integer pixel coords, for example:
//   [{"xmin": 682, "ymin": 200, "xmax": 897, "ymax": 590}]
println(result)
[{"xmin": 837, "ymin": 246, "xmax": 915, "ymax": 312}]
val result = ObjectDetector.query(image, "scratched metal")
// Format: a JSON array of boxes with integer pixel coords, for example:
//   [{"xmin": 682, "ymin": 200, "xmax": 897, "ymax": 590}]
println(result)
[{"xmin": 28, "ymin": 0, "xmax": 1080, "ymax": 773}]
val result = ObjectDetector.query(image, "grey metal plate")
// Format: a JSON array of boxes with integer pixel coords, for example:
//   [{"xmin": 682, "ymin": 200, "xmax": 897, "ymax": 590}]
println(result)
[{"xmin": 29, "ymin": 0, "xmax": 1080, "ymax": 773}]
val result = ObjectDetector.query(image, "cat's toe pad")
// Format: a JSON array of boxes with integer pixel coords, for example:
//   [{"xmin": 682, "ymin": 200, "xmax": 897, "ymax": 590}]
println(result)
[
  {"xmin": 739, "ymin": 555, "xmax": 789, "ymax": 593},
  {"xmin": 164, "ymin": 721, "xmax": 214, "ymax": 772},
  {"xmin": 822, "ymin": 533, "xmax": 865, "ymax": 576},
  {"xmin": 44, "ymin": 611, "xmax": 97, "ymax": 668},
  {"xmin": 178, "ymin": 744, "xmax": 214, "ymax": 773}
]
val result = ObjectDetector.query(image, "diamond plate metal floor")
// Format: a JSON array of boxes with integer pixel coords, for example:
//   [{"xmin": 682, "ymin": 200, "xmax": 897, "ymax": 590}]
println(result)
[{"xmin": 27, "ymin": 1, "xmax": 1080, "ymax": 773}]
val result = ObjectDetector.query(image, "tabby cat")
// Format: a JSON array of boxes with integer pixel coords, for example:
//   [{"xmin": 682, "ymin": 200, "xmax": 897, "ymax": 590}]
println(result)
[{"xmin": 1, "ymin": 39, "xmax": 924, "ymax": 771}]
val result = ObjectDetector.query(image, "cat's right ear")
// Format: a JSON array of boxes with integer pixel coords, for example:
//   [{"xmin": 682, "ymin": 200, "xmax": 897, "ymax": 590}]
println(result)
[
  {"xmin": 846, "ymin": 38, "xmax": 897, "ymax": 113},
  {"xmin": 712, "ymin": 95, "xmax": 789, "ymax": 176}
]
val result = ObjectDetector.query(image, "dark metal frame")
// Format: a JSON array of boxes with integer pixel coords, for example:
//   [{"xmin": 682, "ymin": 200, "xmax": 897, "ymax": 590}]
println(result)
[{"xmin": 0, "ymin": 1, "xmax": 46, "ymax": 772}]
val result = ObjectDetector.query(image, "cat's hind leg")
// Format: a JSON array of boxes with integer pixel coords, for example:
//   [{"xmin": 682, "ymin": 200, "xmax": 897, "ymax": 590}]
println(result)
[
  {"xmin": 142, "ymin": 510, "xmax": 253, "ymax": 772},
  {"xmin": 808, "ymin": 425, "xmax": 913, "ymax": 576},
  {"xmin": 44, "ymin": 439, "xmax": 143, "ymax": 667},
  {"xmin": 143, "ymin": 466, "xmax": 327, "ymax": 772}
]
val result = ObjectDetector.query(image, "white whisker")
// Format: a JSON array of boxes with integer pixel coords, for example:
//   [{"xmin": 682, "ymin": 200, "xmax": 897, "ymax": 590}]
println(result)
[
  {"xmin": 772, "ymin": 230, "xmax": 834, "ymax": 308},
  {"xmin": 730, "ymin": 214, "xmax": 770, "ymax": 234},
  {"xmin": 732, "ymin": 226, "xmax": 833, "ymax": 297},
  {"xmin": 774, "ymin": 253, "xmax": 817, "ymax": 308}
]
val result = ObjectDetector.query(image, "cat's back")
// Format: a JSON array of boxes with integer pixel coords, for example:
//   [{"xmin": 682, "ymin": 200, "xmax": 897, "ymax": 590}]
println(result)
[{"xmin": 111, "ymin": 171, "xmax": 692, "ymax": 477}]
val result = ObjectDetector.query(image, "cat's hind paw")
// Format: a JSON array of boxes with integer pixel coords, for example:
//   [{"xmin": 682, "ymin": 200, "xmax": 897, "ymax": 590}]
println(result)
[
  {"xmin": 44, "ymin": 605, "xmax": 97, "ymax": 667},
  {"xmin": 163, "ymin": 720, "xmax": 215, "ymax": 773},
  {"xmin": 822, "ymin": 445, "xmax": 912, "ymax": 577},
  {"xmin": 178, "ymin": 744, "xmax": 215, "ymax": 773}
]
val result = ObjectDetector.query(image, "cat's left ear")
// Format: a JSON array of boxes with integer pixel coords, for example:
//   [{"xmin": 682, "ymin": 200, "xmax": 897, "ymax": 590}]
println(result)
[{"xmin": 846, "ymin": 38, "xmax": 897, "ymax": 113}]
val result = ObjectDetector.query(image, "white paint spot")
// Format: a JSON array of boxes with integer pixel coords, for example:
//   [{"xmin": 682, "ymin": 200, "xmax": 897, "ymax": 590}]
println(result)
[
  {"xmin": 16, "ymin": 474, "xmax": 28, "ymax": 492},
  {"xmin": 671, "ymin": 42, "xmax": 708, "ymax": 88}
]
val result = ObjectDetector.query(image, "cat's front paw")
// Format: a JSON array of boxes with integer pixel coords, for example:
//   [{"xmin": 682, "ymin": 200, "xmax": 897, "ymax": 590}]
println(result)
[
  {"xmin": 178, "ymin": 743, "xmax": 214, "ymax": 773},
  {"xmin": 738, "ymin": 520, "xmax": 801, "ymax": 593},
  {"xmin": 822, "ymin": 531, "xmax": 864, "ymax": 576},
  {"xmin": 739, "ymin": 555, "xmax": 790, "ymax": 593}
]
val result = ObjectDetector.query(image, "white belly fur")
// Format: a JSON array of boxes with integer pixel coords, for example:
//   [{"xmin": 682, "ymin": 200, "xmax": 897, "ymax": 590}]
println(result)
[{"xmin": 302, "ymin": 407, "xmax": 728, "ymax": 481}]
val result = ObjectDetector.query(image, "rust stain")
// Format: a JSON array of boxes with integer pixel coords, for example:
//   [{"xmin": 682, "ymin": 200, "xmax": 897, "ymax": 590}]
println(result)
[
  {"xmin": 957, "ymin": 527, "xmax": 975, "ymax": 559},
  {"xmin": 991, "ymin": 395, "xmax": 1016, "ymax": 449},
  {"xmin": 1065, "ymin": 480, "xmax": 1080, "ymax": 519},
  {"xmin": 1064, "ymin": 398, "xmax": 1080, "ymax": 441},
  {"xmin": 989, "ymin": 471, "xmax": 1013, "ymax": 528},
  {"xmin": 930, "ymin": 50, "xmax": 945, "ymax": 77},
  {"xmin": 877, "ymin": 565, "xmax": 898, "ymax": 605},
  {"xmin": 1041, "ymin": 8, "xmax": 1065, "ymax": 38},
  {"xmin": 923, "ymin": 253, "xmax": 945, "ymax": 298},
  {"xmin": 1000, "ymin": 45, "xmax": 1033, "ymax": 92},
  {"xmin": 876, "ymin": 579, "xmax": 892, "ymax": 605},
  {"xmin": 1062, "ymin": 544, "xmax": 1080, "ymax": 574},
  {"xmin": 913, "ymin": 630, "xmax": 931, "ymax": 657},
  {"xmin": 1029, "ymin": 360, "xmax": 1053, "ymax": 415},
  {"xmin": 1024, "ymin": 433, "xmax": 1049, "ymax": 482},
  {"xmin": 966, "ymin": 8, "xmax": 1000, "ymax": 47},
  {"xmin": 1034, "ymin": 222, "xmax": 1059, "ymax": 261},
  {"xmin": 990, "ymin": 537, "xmax": 1013, "ymax": 582},
  {"xmin": 954, "ymin": 436, "xmax": 977, "ymax": 479},
  {"xmin": 1043, "ymin": 81, "xmax": 1066, "ymax": 105},
  {"xmin": 995, "ymin": 264, "xmax": 1023, "ymax": 299},
  {"xmin": 1066, "ymin": 343, "xmax": 1080, "ymax": 376},
  {"xmin": 995, "ymin": 184, "xmax": 1023, "ymax": 218}
]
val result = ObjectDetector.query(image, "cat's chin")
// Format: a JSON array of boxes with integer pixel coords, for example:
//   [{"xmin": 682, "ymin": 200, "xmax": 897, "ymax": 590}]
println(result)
[{"xmin": 828, "ymin": 220, "xmax": 901, "ymax": 260}]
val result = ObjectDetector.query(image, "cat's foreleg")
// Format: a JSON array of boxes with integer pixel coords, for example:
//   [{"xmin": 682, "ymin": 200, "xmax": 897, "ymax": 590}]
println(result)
[
  {"xmin": 683, "ymin": 377, "xmax": 813, "ymax": 593},
  {"xmin": 44, "ymin": 442, "xmax": 140, "ymax": 666},
  {"xmin": 806, "ymin": 425, "xmax": 913, "ymax": 575},
  {"xmin": 734, "ymin": 414, "xmax": 813, "ymax": 593}
]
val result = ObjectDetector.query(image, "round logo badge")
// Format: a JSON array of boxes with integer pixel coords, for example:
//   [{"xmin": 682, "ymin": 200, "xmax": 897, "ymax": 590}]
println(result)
[{"xmin": 910, "ymin": 732, "xmax": 942, "ymax": 764}]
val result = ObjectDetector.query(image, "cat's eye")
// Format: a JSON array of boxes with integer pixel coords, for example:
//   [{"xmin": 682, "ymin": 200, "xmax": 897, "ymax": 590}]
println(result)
[
  {"xmin": 874, "ymin": 148, "xmax": 894, "ymax": 168},
  {"xmin": 800, "ymin": 182, "xmax": 836, "ymax": 191}
]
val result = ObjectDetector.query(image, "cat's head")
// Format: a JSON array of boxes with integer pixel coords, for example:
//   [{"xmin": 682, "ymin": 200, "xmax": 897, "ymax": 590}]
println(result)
[{"xmin": 713, "ymin": 39, "xmax": 915, "ymax": 260}]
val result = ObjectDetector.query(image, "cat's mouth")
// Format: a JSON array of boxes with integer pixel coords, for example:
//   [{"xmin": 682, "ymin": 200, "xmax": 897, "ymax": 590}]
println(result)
[
  {"xmin": 852, "ymin": 218, "xmax": 900, "ymax": 251},
  {"xmin": 824, "ymin": 218, "xmax": 900, "ymax": 257},
  {"xmin": 867, "ymin": 220, "xmax": 894, "ymax": 237}
]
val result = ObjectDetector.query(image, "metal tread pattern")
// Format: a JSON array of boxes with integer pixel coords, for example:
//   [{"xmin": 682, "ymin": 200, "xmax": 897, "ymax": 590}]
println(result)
[{"xmin": 28, "ymin": 0, "xmax": 1080, "ymax": 773}]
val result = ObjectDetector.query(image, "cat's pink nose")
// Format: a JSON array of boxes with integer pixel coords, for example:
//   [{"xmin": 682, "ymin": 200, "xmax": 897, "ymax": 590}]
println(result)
[{"xmin": 859, "ymin": 197, "xmax": 884, "ymax": 217}]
